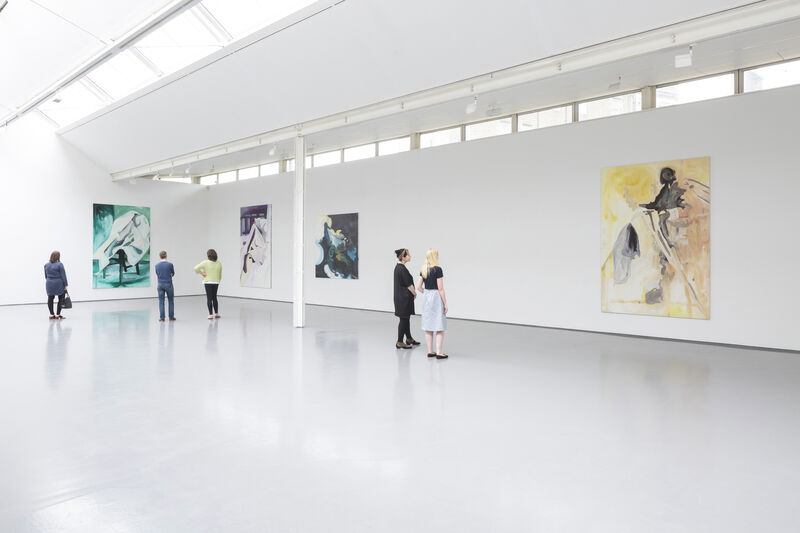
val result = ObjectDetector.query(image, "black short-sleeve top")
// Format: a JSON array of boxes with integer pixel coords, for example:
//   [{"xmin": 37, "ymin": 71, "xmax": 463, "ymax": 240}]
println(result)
[{"xmin": 421, "ymin": 266, "xmax": 443, "ymax": 290}]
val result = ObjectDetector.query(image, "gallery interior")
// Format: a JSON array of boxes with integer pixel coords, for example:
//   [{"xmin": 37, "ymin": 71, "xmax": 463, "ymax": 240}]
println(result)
[{"xmin": 2, "ymin": 0, "xmax": 800, "ymax": 530}]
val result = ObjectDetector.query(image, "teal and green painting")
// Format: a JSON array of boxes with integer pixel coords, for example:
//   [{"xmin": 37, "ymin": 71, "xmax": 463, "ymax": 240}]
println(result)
[{"xmin": 93, "ymin": 203, "xmax": 151, "ymax": 288}]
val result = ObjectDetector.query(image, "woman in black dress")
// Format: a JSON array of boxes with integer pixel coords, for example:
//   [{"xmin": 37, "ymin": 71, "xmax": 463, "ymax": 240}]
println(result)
[{"xmin": 393, "ymin": 248, "xmax": 419, "ymax": 349}]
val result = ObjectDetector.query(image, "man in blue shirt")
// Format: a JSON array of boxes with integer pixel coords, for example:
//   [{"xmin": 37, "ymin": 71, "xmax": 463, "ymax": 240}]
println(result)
[{"xmin": 155, "ymin": 250, "xmax": 176, "ymax": 321}]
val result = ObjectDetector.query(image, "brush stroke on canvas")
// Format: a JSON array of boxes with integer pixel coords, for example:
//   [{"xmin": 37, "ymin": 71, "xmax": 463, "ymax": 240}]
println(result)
[
  {"xmin": 601, "ymin": 157, "xmax": 710, "ymax": 319},
  {"xmin": 93, "ymin": 203, "xmax": 151, "ymax": 288},
  {"xmin": 315, "ymin": 213, "xmax": 358, "ymax": 279},
  {"xmin": 240, "ymin": 204, "xmax": 272, "ymax": 288}
]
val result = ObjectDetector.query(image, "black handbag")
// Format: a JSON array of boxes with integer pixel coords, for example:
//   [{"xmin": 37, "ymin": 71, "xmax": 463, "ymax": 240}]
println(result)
[{"xmin": 61, "ymin": 291, "xmax": 73, "ymax": 309}]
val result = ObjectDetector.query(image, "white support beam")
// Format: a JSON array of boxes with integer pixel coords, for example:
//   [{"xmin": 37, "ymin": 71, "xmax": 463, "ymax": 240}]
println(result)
[{"xmin": 293, "ymin": 135, "xmax": 306, "ymax": 328}]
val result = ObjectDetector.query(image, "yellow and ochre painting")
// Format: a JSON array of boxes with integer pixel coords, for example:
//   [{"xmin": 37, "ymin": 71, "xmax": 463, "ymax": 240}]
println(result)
[{"xmin": 601, "ymin": 157, "xmax": 710, "ymax": 319}]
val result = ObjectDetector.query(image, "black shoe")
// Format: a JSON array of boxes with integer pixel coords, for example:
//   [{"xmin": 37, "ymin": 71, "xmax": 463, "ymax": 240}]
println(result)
[
  {"xmin": 436, "ymin": 354, "xmax": 448, "ymax": 359},
  {"xmin": 405, "ymin": 337, "xmax": 421, "ymax": 346},
  {"xmin": 169, "ymin": 317, "xmax": 176, "ymax": 321},
  {"xmin": 427, "ymin": 352, "xmax": 437, "ymax": 358},
  {"xmin": 396, "ymin": 342, "xmax": 412, "ymax": 349}
]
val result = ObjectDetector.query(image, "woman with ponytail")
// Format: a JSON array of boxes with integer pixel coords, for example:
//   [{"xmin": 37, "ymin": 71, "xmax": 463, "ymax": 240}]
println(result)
[
  {"xmin": 393, "ymin": 248, "xmax": 419, "ymax": 349},
  {"xmin": 416, "ymin": 248, "xmax": 448, "ymax": 359}
]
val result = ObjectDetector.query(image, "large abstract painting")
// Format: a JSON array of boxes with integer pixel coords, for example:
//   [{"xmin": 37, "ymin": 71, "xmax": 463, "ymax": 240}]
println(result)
[
  {"xmin": 92, "ymin": 204, "xmax": 151, "ymax": 288},
  {"xmin": 240, "ymin": 204, "xmax": 272, "ymax": 288},
  {"xmin": 315, "ymin": 213, "xmax": 358, "ymax": 279},
  {"xmin": 601, "ymin": 157, "xmax": 710, "ymax": 319}
]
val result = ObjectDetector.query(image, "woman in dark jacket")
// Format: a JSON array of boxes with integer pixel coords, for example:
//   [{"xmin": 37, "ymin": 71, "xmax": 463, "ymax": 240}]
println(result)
[
  {"xmin": 44, "ymin": 250, "xmax": 69, "ymax": 319},
  {"xmin": 393, "ymin": 248, "xmax": 419, "ymax": 349}
]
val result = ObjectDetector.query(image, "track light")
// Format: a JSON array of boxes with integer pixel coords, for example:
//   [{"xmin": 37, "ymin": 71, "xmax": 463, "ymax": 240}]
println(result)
[
  {"xmin": 269, "ymin": 143, "xmax": 277, "ymax": 156},
  {"xmin": 465, "ymin": 96, "xmax": 478, "ymax": 114}
]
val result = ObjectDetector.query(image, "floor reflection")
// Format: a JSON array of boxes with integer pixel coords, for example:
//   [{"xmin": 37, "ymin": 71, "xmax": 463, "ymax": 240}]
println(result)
[
  {"xmin": 157, "ymin": 321, "xmax": 174, "ymax": 379},
  {"xmin": 45, "ymin": 320, "xmax": 71, "ymax": 389},
  {"xmin": 206, "ymin": 319, "xmax": 218, "ymax": 355}
]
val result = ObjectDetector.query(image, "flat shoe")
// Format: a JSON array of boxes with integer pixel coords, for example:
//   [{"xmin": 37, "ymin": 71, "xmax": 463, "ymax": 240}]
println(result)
[
  {"xmin": 436, "ymin": 354, "xmax": 448, "ymax": 359},
  {"xmin": 405, "ymin": 338, "xmax": 421, "ymax": 346},
  {"xmin": 169, "ymin": 317, "xmax": 176, "ymax": 321},
  {"xmin": 396, "ymin": 342, "xmax": 412, "ymax": 349},
  {"xmin": 57, "ymin": 315, "xmax": 65, "ymax": 319},
  {"xmin": 49, "ymin": 315, "xmax": 56, "ymax": 320},
  {"xmin": 427, "ymin": 353, "xmax": 437, "ymax": 358}
]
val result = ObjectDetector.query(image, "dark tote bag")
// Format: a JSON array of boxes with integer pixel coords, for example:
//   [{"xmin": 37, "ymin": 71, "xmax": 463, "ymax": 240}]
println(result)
[{"xmin": 61, "ymin": 291, "xmax": 73, "ymax": 309}]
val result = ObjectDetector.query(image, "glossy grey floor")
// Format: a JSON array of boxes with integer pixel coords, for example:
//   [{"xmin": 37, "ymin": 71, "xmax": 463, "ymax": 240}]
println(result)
[{"xmin": 1, "ymin": 297, "xmax": 799, "ymax": 532}]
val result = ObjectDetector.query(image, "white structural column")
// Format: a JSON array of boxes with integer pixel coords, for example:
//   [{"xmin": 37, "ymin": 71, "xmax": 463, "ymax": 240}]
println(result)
[{"xmin": 293, "ymin": 134, "xmax": 306, "ymax": 327}]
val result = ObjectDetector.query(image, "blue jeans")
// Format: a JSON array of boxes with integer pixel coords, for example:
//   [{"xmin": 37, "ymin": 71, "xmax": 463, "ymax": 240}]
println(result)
[{"xmin": 157, "ymin": 283, "xmax": 174, "ymax": 319}]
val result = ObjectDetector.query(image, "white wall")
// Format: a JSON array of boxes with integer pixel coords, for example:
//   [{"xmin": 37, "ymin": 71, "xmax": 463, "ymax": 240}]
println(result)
[
  {"xmin": 207, "ymin": 174, "xmax": 294, "ymax": 303},
  {"xmin": 0, "ymin": 114, "xmax": 209, "ymax": 305},
  {"xmin": 5, "ymin": 84, "xmax": 798, "ymax": 350},
  {"xmin": 299, "ymin": 85, "xmax": 799, "ymax": 350}
]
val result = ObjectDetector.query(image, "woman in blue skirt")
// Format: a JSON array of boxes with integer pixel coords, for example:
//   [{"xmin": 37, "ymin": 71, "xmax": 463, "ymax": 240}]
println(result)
[
  {"xmin": 44, "ymin": 250, "xmax": 69, "ymax": 319},
  {"xmin": 417, "ymin": 248, "xmax": 448, "ymax": 359}
]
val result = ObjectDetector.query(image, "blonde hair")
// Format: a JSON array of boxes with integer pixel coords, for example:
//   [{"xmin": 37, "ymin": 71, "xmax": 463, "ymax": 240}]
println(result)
[{"xmin": 420, "ymin": 248, "xmax": 440, "ymax": 279}]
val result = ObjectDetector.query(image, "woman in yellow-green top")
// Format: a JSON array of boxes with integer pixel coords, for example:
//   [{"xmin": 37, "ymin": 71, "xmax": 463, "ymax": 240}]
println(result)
[{"xmin": 195, "ymin": 248, "xmax": 222, "ymax": 319}]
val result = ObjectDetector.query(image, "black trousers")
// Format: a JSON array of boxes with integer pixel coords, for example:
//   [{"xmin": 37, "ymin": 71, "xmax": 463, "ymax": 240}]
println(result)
[
  {"xmin": 204, "ymin": 284, "xmax": 219, "ymax": 314},
  {"xmin": 397, "ymin": 317, "xmax": 411, "ymax": 343},
  {"xmin": 47, "ymin": 294, "xmax": 64, "ymax": 315}
]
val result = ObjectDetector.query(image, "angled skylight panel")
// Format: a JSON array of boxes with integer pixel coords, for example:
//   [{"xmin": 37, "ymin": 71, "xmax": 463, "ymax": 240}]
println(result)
[
  {"xmin": 201, "ymin": 0, "xmax": 317, "ymax": 40},
  {"xmin": 38, "ymin": 80, "xmax": 108, "ymax": 127},
  {"xmin": 133, "ymin": 5, "xmax": 229, "ymax": 77},
  {"xmin": 85, "ymin": 50, "xmax": 159, "ymax": 100}
]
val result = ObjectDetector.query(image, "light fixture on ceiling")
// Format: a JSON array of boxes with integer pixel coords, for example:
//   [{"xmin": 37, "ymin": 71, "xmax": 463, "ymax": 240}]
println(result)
[
  {"xmin": 674, "ymin": 44, "xmax": 694, "ymax": 68},
  {"xmin": 269, "ymin": 143, "xmax": 277, "ymax": 156},
  {"xmin": 608, "ymin": 76, "xmax": 622, "ymax": 91},
  {"xmin": 486, "ymin": 104, "xmax": 502, "ymax": 117},
  {"xmin": 465, "ymin": 96, "xmax": 478, "ymax": 114},
  {"xmin": 0, "ymin": 1, "xmax": 8, "ymax": 15}
]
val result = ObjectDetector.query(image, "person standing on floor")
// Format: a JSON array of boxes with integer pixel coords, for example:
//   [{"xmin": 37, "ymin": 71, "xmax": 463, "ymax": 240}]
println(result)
[
  {"xmin": 393, "ymin": 248, "xmax": 420, "ymax": 349},
  {"xmin": 155, "ymin": 250, "xmax": 176, "ymax": 322},
  {"xmin": 44, "ymin": 251, "xmax": 68, "ymax": 319},
  {"xmin": 417, "ymin": 248, "xmax": 448, "ymax": 359},
  {"xmin": 195, "ymin": 249, "xmax": 222, "ymax": 320}
]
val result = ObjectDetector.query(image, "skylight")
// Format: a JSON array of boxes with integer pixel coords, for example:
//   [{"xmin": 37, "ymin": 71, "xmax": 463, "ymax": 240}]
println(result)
[
  {"xmin": 38, "ymin": 81, "xmax": 108, "ymax": 126},
  {"xmin": 32, "ymin": 0, "xmax": 321, "ymax": 127},
  {"xmin": 85, "ymin": 50, "xmax": 159, "ymax": 100},
  {"xmin": 200, "ymin": 0, "xmax": 317, "ymax": 40},
  {"xmin": 133, "ymin": 5, "xmax": 228, "ymax": 77}
]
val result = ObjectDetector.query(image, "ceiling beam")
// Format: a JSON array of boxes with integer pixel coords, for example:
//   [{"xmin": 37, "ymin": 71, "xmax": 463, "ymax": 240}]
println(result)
[{"xmin": 111, "ymin": 0, "xmax": 800, "ymax": 181}]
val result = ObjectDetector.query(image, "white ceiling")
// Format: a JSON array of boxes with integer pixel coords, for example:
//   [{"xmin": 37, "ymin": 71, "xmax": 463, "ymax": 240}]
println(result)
[
  {"xmin": 56, "ymin": 0, "xmax": 759, "ymax": 173},
  {"xmin": 0, "ymin": 0, "xmax": 177, "ymax": 113}
]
